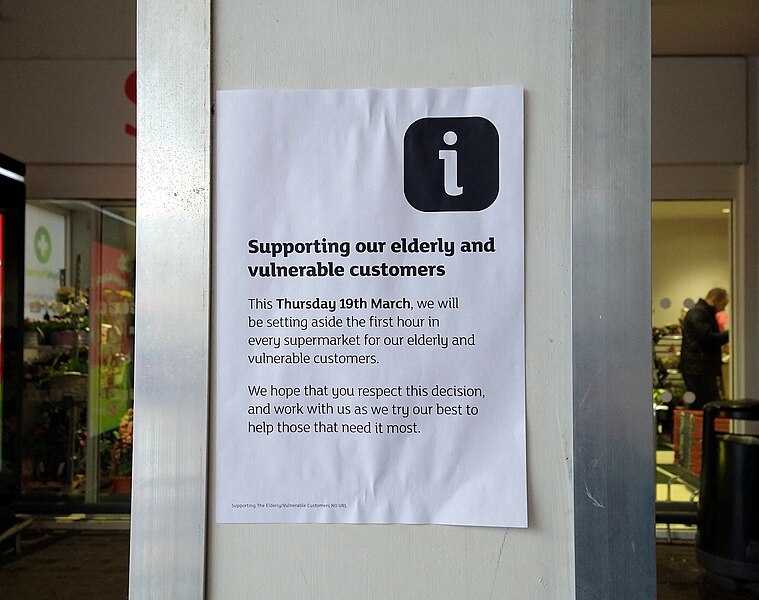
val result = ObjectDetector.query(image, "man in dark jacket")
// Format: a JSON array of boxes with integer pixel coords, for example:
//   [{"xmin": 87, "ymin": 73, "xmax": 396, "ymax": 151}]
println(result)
[{"xmin": 679, "ymin": 288, "xmax": 729, "ymax": 409}]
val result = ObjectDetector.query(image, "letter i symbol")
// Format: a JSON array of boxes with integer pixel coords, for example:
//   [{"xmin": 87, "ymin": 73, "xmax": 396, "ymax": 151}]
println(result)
[{"xmin": 439, "ymin": 131, "xmax": 463, "ymax": 197}]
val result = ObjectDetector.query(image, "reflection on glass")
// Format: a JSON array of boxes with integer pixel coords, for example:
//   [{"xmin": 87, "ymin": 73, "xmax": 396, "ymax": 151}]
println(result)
[{"xmin": 20, "ymin": 201, "xmax": 135, "ymax": 504}]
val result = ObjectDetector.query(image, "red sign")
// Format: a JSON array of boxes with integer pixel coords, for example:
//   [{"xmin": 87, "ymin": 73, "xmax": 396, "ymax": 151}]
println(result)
[{"xmin": 125, "ymin": 71, "xmax": 136, "ymax": 137}]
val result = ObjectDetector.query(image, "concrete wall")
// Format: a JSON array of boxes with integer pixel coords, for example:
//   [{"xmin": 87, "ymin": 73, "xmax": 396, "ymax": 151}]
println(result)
[
  {"xmin": 0, "ymin": 1, "xmax": 136, "ymax": 198},
  {"xmin": 652, "ymin": 57, "xmax": 746, "ymax": 164}
]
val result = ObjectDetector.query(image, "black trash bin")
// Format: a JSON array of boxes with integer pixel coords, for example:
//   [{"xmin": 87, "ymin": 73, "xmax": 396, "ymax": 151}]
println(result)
[{"xmin": 697, "ymin": 399, "xmax": 759, "ymax": 590}]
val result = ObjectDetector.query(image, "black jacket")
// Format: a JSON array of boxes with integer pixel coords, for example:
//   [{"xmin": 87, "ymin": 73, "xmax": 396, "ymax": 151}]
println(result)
[{"xmin": 679, "ymin": 299, "xmax": 729, "ymax": 376}]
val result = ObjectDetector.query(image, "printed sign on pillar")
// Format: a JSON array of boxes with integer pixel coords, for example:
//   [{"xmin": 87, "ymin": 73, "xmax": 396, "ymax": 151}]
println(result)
[{"xmin": 213, "ymin": 85, "xmax": 526, "ymax": 527}]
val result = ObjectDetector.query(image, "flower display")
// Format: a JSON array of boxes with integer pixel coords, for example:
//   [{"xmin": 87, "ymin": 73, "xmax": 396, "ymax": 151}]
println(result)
[
  {"xmin": 110, "ymin": 408, "xmax": 134, "ymax": 477},
  {"xmin": 27, "ymin": 286, "xmax": 90, "ymax": 340}
]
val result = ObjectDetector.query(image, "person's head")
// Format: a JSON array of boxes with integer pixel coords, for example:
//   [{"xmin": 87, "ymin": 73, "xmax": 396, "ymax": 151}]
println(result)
[{"xmin": 706, "ymin": 287, "xmax": 729, "ymax": 312}]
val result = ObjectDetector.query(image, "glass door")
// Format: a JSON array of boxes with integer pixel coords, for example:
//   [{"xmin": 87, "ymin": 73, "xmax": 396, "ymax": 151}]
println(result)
[
  {"xmin": 652, "ymin": 199, "xmax": 732, "ymax": 539},
  {"xmin": 20, "ymin": 200, "xmax": 135, "ymax": 506},
  {"xmin": 86, "ymin": 203, "xmax": 136, "ymax": 502}
]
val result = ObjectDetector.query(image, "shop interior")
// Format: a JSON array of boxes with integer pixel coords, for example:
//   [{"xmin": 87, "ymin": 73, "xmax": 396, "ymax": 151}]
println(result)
[
  {"xmin": 18, "ymin": 200, "xmax": 135, "ymax": 508},
  {"xmin": 652, "ymin": 199, "xmax": 733, "ymax": 539}
]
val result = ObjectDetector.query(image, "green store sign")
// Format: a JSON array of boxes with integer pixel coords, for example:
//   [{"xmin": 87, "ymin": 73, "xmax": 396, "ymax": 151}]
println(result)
[{"xmin": 34, "ymin": 226, "xmax": 52, "ymax": 264}]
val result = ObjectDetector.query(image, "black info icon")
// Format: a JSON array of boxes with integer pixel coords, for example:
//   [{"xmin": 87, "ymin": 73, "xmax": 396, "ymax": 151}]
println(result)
[{"xmin": 403, "ymin": 116, "xmax": 499, "ymax": 212}]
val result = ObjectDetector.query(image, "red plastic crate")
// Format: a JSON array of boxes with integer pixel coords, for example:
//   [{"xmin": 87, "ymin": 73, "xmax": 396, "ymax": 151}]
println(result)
[{"xmin": 673, "ymin": 409, "xmax": 731, "ymax": 476}]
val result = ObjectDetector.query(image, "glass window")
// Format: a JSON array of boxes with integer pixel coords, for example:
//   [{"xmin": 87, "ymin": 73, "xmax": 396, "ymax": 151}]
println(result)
[{"xmin": 21, "ymin": 200, "xmax": 135, "ymax": 505}]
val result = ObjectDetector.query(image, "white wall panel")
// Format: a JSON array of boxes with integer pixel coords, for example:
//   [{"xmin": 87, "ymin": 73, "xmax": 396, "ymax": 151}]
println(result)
[{"xmin": 209, "ymin": 2, "xmax": 574, "ymax": 599}]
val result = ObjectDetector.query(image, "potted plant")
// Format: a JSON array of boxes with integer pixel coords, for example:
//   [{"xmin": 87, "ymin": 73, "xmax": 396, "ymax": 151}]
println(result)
[
  {"xmin": 109, "ymin": 407, "xmax": 134, "ymax": 494},
  {"xmin": 28, "ymin": 286, "xmax": 89, "ymax": 346}
]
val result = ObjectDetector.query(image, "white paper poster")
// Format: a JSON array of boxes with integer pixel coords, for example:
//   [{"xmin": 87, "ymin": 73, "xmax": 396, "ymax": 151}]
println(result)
[{"xmin": 214, "ymin": 85, "xmax": 525, "ymax": 527}]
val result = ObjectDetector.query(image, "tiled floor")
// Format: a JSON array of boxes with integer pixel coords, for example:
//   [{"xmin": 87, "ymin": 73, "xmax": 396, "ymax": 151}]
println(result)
[
  {"xmin": 656, "ymin": 449, "xmax": 695, "ymax": 500},
  {"xmin": 656, "ymin": 448, "xmax": 699, "ymax": 540}
]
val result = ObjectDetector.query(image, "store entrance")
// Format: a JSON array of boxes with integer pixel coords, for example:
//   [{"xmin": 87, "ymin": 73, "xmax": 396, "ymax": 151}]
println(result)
[
  {"xmin": 652, "ymin": 199, "xmax": 732, "ymax": 535},
  {"xmin": 21, "ymin": 200, "xmax": 135, "ymax": 508}
]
